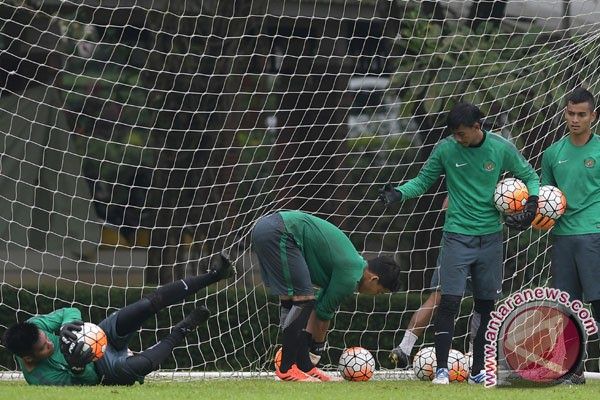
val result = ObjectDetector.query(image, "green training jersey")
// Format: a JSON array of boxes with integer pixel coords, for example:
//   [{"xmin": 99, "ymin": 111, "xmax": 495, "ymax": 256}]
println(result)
[
  {"xmin": 280, "ymin": 211, "xmax": 367, "ymax": 321},
  {"xmin": 541, "ymin": 134, "xmax": 600, "ymax": 235},
  {"xmin": 18, "ymin": 308, "xmax": 100, "ymax": 386},
  {"xmin": 396, "ymin": 131, "xmax": 539, "ymax": 235}
]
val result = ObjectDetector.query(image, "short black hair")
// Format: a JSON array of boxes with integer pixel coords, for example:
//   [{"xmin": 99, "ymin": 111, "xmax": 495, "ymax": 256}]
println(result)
[
  {"xmin": 566, "ymin": 87, "xmax": 596, "ymax": 111},
  {"xmin": 2, "ymin": 322, "xmax": 40, "ymax": 357},
  {"xmin": 446, "ymin": 102, "xmax": 484, "ymax": 130},
  {"xmin": 367, "ymin": 256, "xmax": 402, "ymax": 292}
]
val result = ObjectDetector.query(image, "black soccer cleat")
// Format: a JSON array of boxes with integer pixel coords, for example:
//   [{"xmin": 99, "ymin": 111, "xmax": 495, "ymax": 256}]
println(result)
[
  {"xmin": 210, "ymin": 250, "xmax": 234, "ymax": 280},
  {"xmin": 175, "ymin": 306, "xmax": 211, "ymax": 334},
  {"xmin": 389, "ymin": 347, "xmax": 411, "ymax": 369}
]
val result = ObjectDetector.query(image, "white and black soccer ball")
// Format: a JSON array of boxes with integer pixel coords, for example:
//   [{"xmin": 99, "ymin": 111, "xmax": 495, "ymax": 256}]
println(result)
[
  {"xmin": 537, "ymin": 185, "xmax": 567, "ymax": 220},
  {"xmin": 494, "ymin": 178, "xmax": 529, "ymax": 215},
  {"xmin": 338, "ymin": 346, "xmax": 376, "ymax": 381}
]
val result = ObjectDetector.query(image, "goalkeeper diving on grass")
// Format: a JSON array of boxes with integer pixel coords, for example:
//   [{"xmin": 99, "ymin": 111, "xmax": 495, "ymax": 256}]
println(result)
[
  {"xmin": 1, "ymin": 252, "xmax": 232, "ymax": 386},
  {"xmin": 251, "ymin": 210, "xmax": 402, "ymax": 381},
  {"xmin": 379, "ymin": 102, "xmax": 539, "ymax": 385}
]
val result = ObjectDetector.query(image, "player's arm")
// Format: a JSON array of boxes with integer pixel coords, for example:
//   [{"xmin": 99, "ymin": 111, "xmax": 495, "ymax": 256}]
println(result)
[
  {"xmin": 504, "ymin": 145, "xmax": 540, "ymax": 230},
  {"xmin": 533, "ymin": 152, "xmax": 558, "ymax": 230},
  {"xmin": 379, "ymin": 144, "xmax": 444, "ymax": 206},
  {"xmin": 28, "ymin": 308, "xmax": 83, "ymax": 333}
]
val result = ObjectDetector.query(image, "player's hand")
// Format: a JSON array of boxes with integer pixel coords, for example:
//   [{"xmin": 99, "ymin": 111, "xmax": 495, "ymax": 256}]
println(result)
[
  {"xmin": 378, "ymin": 184, "xmax": 402, "ymax": 207},
  {"xmin": 59, "ymin": 320, "xmax": 84, "ymax": 353},
  {"xmin": 505, "ymin": 196, "xmax": 538, "ymax": 230},
  {"xmin": 309, "ymin": 339, "xmax": 327, "ymax": 365},
  {"xmin": 62, "ymin": 341, "xmax": 94, "ymax": 373},
  {"xmin": 531, "ymin": 214, "xmax": 555, "ymax": 230}
]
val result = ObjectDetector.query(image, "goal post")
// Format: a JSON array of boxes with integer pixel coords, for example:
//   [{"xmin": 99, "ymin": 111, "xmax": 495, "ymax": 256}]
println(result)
[{"xmin": 1, "ymin": 0, "xmax": 599, "ymax": 377}]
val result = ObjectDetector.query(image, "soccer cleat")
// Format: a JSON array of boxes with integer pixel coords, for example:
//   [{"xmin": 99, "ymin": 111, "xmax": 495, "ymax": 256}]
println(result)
[
  {"xmin": 175, "ymin": 306, "xmax": 210, "ymax": 334},
  {"xmin": 468, "ymin": 370, "xmax": 486, "ymax": 385},
  {"xmin": 275, "ymin": 364, "xmax": 320, "ymax": 382},
  {"xmin": 305, "ymin": 367, "xmax": 342, "ymax": 382},
  {"xmin": 389, "ymin": 347, "xmax": 411, "ymax": 368},
  {"xmin": 432, "ymin": 368, "xmax": 449, "ymax": 385},
  {"xmin": 559, "ymin": 366, "xmax": 586, "ymax": 385},
  {"xmin": 210, "ymin": 250, "xmax": 234, "ymax": 280}
]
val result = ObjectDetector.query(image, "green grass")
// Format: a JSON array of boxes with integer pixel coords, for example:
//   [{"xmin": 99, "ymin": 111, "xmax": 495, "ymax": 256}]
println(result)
[{"xmin": 0, "ymin": 379, "xmax": 598, "ymax": 400}]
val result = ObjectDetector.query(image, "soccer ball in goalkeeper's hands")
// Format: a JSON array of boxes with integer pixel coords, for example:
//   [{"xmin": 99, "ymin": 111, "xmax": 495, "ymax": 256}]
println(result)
[
  {"xmin": 75, "ymin": 322, "xmax": 107, "ymax": 361},
  {"xmin": 494, "ymin": 178, "xmax": 528, "ymax": 214},
  {"xmin": 537, "ymin": 185, "xmax": 566, "ymax": 220},
  {"xmin": 338, "ymin": 346, "xmax": 375, "ymax": 381}
]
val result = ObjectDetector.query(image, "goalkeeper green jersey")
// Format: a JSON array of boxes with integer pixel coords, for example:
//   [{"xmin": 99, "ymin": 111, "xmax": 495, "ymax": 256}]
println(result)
[
  {"xmin": 396, "ymin": 131, "xmax": 539, "ymax": 235},
  {"xmin": 541, "ymin": 134, "xmax": 600, "ymax": 235},
  {"xmin": 280, "ymin": 211, "xmax": 367, "ymax": 320},
  {"xmin": 18, "ymin": 308, "xmax": 100, "ymax": 386}
]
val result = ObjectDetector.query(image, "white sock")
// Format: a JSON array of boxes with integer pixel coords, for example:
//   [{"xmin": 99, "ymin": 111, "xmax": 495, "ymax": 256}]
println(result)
[{"xmin": 399, "ymin": 330, "xmax": 418, "ymax": 354}]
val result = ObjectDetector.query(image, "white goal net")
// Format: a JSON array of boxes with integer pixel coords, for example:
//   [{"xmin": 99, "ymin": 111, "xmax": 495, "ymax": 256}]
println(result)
[{"xmin": 1, "ymin": 0, "xmax": 599, "ymax": 378}]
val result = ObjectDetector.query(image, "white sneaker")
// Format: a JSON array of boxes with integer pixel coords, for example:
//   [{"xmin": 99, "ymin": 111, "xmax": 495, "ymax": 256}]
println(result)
[
  {"xmin": 468, "ymin": 370, "xmax": 486, "ymax": 385},
  {"xmin": 432, "ymin": 368, "xmax": 449, "ymax": 384}
]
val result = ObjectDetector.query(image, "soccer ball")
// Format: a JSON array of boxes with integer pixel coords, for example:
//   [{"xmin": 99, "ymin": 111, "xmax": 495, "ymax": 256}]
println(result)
[
  {"xmin": 413, "ymin": 347, "xmax": 468, "ymax": 382},
  {"xmin": 338, "ymin": 346, "xmax": 376, "ymax": 381},
  {"xmin": 274, "ymin": 347, "xmax": 282, "ymax": 370},
  {"xmin": 448, "ymin": 349, "xmax": 469, "ymax": 382},
  {"xmin": 537, "ymin": 185, "xmax": 567, "ymax": 220},
  {"xmin": 494, "ymin": 178, "xmax": 529, "ymax": 214},
  {"xmin": 75, "ymin": 322, "xmax": 107, "ymax": 361}
]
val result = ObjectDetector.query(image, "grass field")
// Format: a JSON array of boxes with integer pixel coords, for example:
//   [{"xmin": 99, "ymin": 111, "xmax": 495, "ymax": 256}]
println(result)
[{"xmin": 0, "ymin": 379, "xmax": 598, "ymax": 400}]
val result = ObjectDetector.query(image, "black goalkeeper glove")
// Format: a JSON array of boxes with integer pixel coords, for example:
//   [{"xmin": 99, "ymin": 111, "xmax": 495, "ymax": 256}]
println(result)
[
  {"xmin": 309, "ymin": 339, "xmax": 327, "ymax": 366},
  {"xmin": 378, "ymin": 184, "xmax": 403, "ymax": 207},
  {"xmin": 505, "ymin": 195, "xmax": 538, "ymax": 231},
  {"xmin": 59, "ymin": 320, "xmax": 84, "ymax": 354},
  {"xmin": 62, "ymin": 340, "xmax": 94, "ymax": 374}
]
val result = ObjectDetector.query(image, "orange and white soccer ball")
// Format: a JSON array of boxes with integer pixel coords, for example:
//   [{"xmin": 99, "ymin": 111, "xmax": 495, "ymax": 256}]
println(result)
[
  {"xmin": 537, "ymin": 185, "xmax": 567, "ymax": 220},
  {"xmin": 413, "ymin": 347, "xmax": 468, "ymax": 382},
  {"xmin": 494, "ymin": 178, "xmax": 529, "ymax": 214},
  {"xmin": 274, "ymin": 347, "xmax": 282, "ymax": 370},
  {"xmin": 75, "ymin": 322, "xmax": 107, "ymax": 361},
  {"xmin": 338, "ymin": 346, "xmax": 375, "ymax": 381}
]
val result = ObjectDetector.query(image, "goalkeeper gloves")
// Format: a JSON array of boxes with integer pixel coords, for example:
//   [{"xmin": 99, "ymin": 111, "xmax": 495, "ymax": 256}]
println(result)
[
  {"xmin": 61, "ymin": 340, "xmax": 94, "ymax": 374},
  {"xmin": 378, "ymin": 184, "xmax": 403, "ymax": 207},
  {"xmin": 505, "ymin": 196, "xmax": 538, "ymax": 230},
  {"xmin": 532, "ymin": 214, "xmax": 556, "ymax": 230},
  {"xmin": 59, "ymin": 321, "xmax": 84, "ymax": 354}
]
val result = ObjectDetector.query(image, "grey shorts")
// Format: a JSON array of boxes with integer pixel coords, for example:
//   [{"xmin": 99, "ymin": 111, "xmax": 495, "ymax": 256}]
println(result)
[
  {"xmin": 551, "ymin": 233, "xmax": 600, "ymax": 302},
  {"xmin": 429, "ymin": 257, "xmax": 473, "ymax": 296},
  {"xmin": 94, "ymin": 311, "xmax": 145, "ymax": 386},
  {"xmin": 251, "ymin": 213, "xmax": 314, "ymax": 297},
  {"xmin": 438, "ymin": 231, "xmax": 503, "ymax": 300}
]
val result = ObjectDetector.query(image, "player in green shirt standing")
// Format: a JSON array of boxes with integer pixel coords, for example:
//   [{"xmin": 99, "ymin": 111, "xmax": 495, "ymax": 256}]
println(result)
[
  {"xmin": 379, "ymin": 102, "xmax": 539, "ymax": 384},
  {"xmin": 2, "ymin": 252, "xmax": 232, "ymax": 386},
  {"xmin": 251, "ymin": 210, "xmax": 402, "ymax": 381},
  {"xmin": 534, "ymin": 88, "xmax": 600, "ymax": 384}
]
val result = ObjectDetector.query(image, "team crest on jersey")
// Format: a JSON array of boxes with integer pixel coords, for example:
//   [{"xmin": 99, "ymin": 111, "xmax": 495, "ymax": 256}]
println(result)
[
  {"xmin": 584, "ymin": 158, "xmax": 595, "ymax": 168},
  {"xmin": 484, "ymin": 161, "xmax": 495, "ymax": 171}
]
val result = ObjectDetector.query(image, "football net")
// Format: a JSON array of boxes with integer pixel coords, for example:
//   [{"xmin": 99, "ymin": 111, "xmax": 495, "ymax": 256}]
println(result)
[{"xmin": 1, "ymin": 0, "xmax": 599, "ymax": 379}]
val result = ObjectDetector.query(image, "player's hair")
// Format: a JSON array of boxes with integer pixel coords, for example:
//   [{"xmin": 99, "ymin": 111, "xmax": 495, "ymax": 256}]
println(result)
[
  {"xmin": 2, "ymin": 322, "xmax": 40, "ymax": 357},
  {"xmin": 446, "ymin": 102, "xmax": 484, "ymax": 130},
  {"xmin": 367, "ymin": 256, "xmax": 402, "ymax": 292},
  {"xmin": 566, "ymin": 87, "xmax": 596, "ymax": 111}
]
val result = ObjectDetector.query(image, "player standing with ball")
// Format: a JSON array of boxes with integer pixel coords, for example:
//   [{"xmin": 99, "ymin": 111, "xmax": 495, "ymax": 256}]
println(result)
[
  {"xmin": 536, "ymin": 88, "xmax": 600, "ymax": 384},
  {"xmin": 379, "ymin": 102, "xmax": 539, "ymax": 384},
  {"xmin": 2, "ymin": 252, "xmax": 233, "ymax": 385}
]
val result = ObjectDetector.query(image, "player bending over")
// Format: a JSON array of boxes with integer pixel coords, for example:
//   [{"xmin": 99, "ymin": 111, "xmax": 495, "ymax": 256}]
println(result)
[
  {"xmin": 252, "ymin": 210, "xmax": 402, "ymax": 382},
  {"xmin": 2, "ymin": 252, "xmax": 233, "ymax": 385}
]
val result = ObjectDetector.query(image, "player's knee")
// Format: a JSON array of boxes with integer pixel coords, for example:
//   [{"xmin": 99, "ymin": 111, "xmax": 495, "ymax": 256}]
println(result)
[
  {"xmin": 474, "ymin": 298, "xmax": 495, "ymax": 315},
  {"xmin": 438, "ymin": 294, "xmax": 461, "ymax": 317},
  {"xmin": 125, "ymin": 354, "xmax": 156, "ymax": 376},
  {"xmin": 143, "ymin": 292, "xmax": 163, "ymax": 313},
  {"xmin": 281, "ymin": 300, "xmax": 315, "ymax": 332}
]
